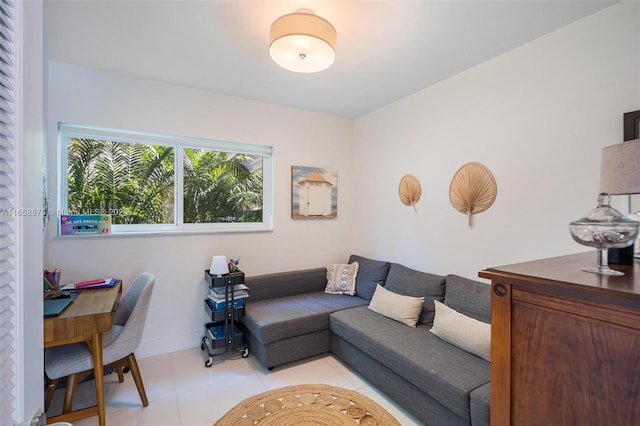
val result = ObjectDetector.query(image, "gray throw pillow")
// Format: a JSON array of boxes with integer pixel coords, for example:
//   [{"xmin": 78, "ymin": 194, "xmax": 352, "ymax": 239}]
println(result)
[
  {"xmin": 384, "ymin": 263, "xmax": 445, "ymax": 325},
  {"xmin": 444, "ymin": 274, "xmax": 491, "ymax": 324},
  {"xmin": 348, "ymin": 254, "xmax": 391, "ymax": 301}
]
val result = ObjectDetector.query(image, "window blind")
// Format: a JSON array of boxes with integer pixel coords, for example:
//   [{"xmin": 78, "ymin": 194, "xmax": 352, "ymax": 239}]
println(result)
[{"xmin": 0, "ymin": 0, "xmax": 16, "ymax": 423}]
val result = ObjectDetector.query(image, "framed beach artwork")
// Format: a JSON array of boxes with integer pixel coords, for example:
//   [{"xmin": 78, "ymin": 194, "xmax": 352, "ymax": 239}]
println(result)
[{"xmin": 291, "ymin": 166, "xmax": 337, "ymax": 219}]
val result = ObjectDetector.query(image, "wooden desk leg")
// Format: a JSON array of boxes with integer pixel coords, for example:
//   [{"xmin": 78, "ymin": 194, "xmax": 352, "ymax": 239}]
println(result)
[{"xmin": 91, "ymin": 333, "xmax": 106, "ymax": 426}]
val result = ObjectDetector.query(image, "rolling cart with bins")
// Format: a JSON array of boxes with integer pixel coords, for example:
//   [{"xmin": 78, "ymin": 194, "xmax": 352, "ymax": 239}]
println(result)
[{"xmin": 201, "ymin": 270, "xmax": 249, "ymax": 367}]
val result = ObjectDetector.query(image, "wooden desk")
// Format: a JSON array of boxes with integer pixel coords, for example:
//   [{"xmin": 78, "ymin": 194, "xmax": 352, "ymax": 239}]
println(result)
[{"xmin": 44, "ymin": 281, "xmax": 122, "ymax": 426}]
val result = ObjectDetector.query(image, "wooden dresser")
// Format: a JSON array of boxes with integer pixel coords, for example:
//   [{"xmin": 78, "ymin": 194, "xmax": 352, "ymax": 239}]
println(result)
[{"xmin": 479, "ymin": 252, "xmax": 639, "ymax": 426}]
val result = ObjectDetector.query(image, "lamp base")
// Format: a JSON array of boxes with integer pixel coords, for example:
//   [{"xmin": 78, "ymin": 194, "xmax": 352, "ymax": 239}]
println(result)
[
  {"xmin": 581, "ymin": 265, "xmax": 624, "ymax": 276},
  {"xmin": 608, "ymin": 245, "xmax": 634, "ymax": 265},
  {"xmin": 581, "ymin": 249, "xmax": 626, "ymax": 276}
]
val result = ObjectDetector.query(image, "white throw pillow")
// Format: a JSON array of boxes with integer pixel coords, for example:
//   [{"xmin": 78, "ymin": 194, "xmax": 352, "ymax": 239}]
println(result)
[
  {"xmin": 368, "ymin": 284, "xmax": 424, "ymax": 327},
  {"xmin": 430, "ymin": 300, "xmax": 491, "ymax": 361},
  {"xmin": 325, "ymin": 262, "xmax": 359, "ymax": 296}
]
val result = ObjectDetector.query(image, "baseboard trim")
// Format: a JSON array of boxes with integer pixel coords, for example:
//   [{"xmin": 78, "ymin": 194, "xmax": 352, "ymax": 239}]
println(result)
[{"xmin": 136, "ymin": 330, "xmax": 203, "ymax": 359}]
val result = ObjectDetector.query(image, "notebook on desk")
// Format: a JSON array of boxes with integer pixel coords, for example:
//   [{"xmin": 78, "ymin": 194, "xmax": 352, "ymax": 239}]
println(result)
[{"xmin": 44, "ymin": 298, "xmax": 74, "ymax": 317}]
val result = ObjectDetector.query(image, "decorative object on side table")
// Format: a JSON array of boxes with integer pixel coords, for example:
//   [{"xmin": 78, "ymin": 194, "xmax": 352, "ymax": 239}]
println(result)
[
  {"xmin": 209, "ymin": 255, "xmax": 229, "ymax": 277},
  {"xmin": 449, "ymin": 162, "xmax": 497, "ymax": 227},
  {"xmin": 601, "ymin": 137, "xmax": 640, "ymax": 263},
  {"xmin": 228, "ymin": 257, "xmax": 240, "ymax": 273},
  {"xmin": 569, "ymin": 193, "xmax": 639, "ymax": 275},
  {"xmin": 398, "ymin": 174, "xmax": 422, "ymax": 212}
]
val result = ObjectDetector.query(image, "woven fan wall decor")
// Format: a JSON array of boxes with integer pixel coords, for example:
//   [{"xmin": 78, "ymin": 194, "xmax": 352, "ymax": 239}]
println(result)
[
  {"xmin": 399, "ymin": 174, "xmax": 421, "ymax": 212},
  {"xmin": 449, "ymin": 162, "xmax": 497, "ymax": 227}
]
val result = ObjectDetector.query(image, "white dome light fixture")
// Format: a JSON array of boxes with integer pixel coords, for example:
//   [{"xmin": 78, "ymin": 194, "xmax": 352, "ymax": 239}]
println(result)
[{"xmin": 269, "ymin": 9, "xmax": 337, "ymax": 73}]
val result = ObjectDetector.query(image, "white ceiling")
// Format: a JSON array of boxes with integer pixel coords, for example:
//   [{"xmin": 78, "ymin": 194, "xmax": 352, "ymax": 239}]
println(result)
[{"xmin": 44, "ymin": 0, "xmax": 617, "ymax": 118}]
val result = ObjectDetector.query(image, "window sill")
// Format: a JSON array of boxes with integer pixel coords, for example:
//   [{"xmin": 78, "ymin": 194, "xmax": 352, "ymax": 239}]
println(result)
[{"xmin": 54, "ymin": 226, "xmax": 274, "ymax": 239}]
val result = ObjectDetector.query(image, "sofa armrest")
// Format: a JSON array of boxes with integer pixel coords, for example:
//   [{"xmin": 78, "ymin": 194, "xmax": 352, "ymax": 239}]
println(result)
[
  {"xmin": 470, "ymin": 382, "xmax": 490, "ymax": 426},
  {"xmin": 246, "ymin": 268, "xmax": 327, "ymax": 302}
]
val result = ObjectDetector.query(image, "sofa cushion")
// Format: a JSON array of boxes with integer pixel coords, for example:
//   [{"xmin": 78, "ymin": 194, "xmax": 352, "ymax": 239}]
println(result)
[
  {"xmin": 325, "ymin": 263, "xmax": 359, "ymax": 296},
  {"xmin": 384, "ymin": 263, "xmax": 446, "ymax": 325},
  {"xmin": 444, "ymin": 275, "xmax": 491, "ymax": 323},
  {"xmin": 348, "ymin": 255, "xmax": 391, "ymax": 301},
  {"xmin": 368, "ymin": 284, "xmax": 424, "ymax": 327},
  {"xmin": 241, "ymin": 291, "xmax": 367, "ymax": 345},
  {"xmin": 330, "ymin": 306, "xmax": 490, "ymax": 421},
  {"xmin": 431, "ymin": 300, "xmax": 491, "ymax": 361}
]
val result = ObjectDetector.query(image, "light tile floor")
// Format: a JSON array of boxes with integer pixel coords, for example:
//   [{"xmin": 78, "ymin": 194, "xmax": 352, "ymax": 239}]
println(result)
[{"xmin": 46, "ymin": 348, "xmax": 423, "ymax": 425}]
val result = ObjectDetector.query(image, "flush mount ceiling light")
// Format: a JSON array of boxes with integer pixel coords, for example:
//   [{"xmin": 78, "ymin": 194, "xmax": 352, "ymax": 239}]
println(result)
[{"xmin": 269, "ymin": 8, "xmax": 337, "ymax": 73}]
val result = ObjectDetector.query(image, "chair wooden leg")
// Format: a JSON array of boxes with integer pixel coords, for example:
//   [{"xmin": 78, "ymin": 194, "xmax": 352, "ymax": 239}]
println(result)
[
  {"xmin": 44, "ymin": 378, "xmax": 58, "ymax": 412},
  {"xmin": 126, "ymin": 353, "xmax": 149, "ymax": 407},
  {"xmin": 62, "ymin": 371, "xmax": 92, "ymax": 413},
  {"xmin": 116, "ymin": 366, "xmax": 124, "ymax": 383},
  {"xmin": 62, "ymin": 374, "xmax": 78, "ymax": 413}
]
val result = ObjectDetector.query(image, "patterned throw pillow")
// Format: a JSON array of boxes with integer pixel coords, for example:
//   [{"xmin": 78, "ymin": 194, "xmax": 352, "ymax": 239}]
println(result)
[{"xmin": 325, "ymin": 262, "xmax": 359, "ymax": 296}]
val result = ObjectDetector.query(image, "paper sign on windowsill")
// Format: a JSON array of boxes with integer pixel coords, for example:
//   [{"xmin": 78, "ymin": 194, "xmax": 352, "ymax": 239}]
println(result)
[{"xmin": 59, "ymin": 215, "xmax": 111, "ymax": 235}]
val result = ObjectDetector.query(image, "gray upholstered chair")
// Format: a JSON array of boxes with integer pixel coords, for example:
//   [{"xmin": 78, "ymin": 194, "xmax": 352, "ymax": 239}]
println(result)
[{"xmin": 44, "ymin": 272, "xmax": 155, "ymax": 413}]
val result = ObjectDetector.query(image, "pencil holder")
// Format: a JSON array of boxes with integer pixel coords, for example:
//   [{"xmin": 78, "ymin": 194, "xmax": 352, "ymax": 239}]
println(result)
[{"xmin": 44, "ymin": 268, "xmax": 62, "ymax": 291}]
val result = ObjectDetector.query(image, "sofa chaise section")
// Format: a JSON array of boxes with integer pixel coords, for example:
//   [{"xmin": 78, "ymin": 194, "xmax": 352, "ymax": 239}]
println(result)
[
  {"xmin": 239, "ymin": 268, "xmax": 367, "ymax": 369},
  {"xmin": 330, "ymin": 306, "xmax": 489, "ymax": 425}
]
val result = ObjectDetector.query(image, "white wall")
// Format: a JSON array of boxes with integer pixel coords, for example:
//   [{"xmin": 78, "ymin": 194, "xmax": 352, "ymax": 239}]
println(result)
[
  {"xmin": 352, "ymin": 2, "xmax": 640, "ymax": 280},
  {"xmin": 45, "ymin": 63, "xmax": 354, "ymax": 357}
]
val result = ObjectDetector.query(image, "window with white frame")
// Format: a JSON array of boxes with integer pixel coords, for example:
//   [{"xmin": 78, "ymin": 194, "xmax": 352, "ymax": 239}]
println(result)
[{"xmin": 59, "ymin": 124, "xmax": 273, "ymax": 233}]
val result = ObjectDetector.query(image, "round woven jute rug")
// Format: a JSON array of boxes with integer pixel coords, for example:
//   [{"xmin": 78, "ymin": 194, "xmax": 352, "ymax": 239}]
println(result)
[{"xmin": 214, "ymin": 384, "xmax": 401, "ymax": 426}]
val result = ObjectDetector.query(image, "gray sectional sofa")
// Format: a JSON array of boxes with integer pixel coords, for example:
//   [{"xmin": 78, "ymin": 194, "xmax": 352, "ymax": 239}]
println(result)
[{"xmin": 238, "ymin": 254, "xmax": 491, "ymax": 426}]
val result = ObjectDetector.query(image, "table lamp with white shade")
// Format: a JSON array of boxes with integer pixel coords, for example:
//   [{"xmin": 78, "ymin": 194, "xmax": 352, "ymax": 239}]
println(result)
[
  {"xmin": 209, "ymin": 255, "xmax": 229, "ymax": 277},
  {"xmin": 599, "ymin": 139, "xmax": 640, "ymax": 261}
]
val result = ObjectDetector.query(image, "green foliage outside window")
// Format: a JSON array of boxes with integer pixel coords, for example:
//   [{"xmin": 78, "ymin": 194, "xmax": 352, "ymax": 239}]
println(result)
[
  {"xmin": 182, "ymin": 148, "xmax": 263, "ymax": 223},
  {"xmin": 67, "ymin": 138, "xmax": 263, "ymax": 225}
]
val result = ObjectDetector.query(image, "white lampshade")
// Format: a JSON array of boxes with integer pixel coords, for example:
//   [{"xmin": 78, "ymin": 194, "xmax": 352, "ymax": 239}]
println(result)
[
  {"xmin": 210, "ymin": 256, "xmax": 229, "ymax": 277},
  {"xmin": 599, "ymin": 139, "xmax": 640, "ymax": 195},
  {"xmin": 269, "ymin": 9, "xmax": 337, "ymax": 73}
]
